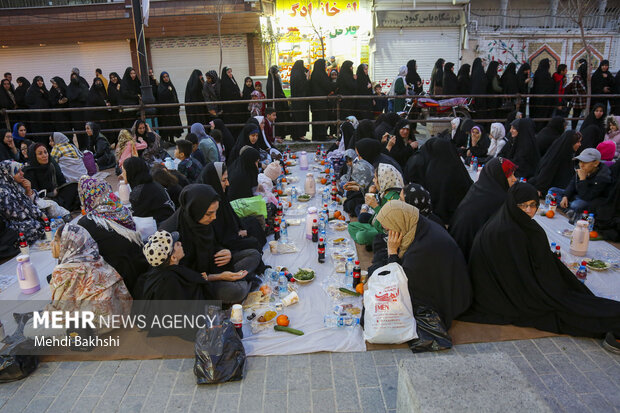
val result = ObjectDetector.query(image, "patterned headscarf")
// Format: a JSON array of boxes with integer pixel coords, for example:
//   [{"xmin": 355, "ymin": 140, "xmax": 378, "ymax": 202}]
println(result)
[
  {"xmin": 376, "ymin": 200, "xmax": 420, "ymax": 258},
  {"xmin": 57, "ymin": 223, "xmax": 102, "ymax": 264},
  {"xmin": 115, "ymin": 129, "xmax": 134, "ymax": 160},
  {"xmin": 78, "ymin": 176, "xmax": 141, "ymax": 244},
  {"xmin": 402, "ymin": 183, "xmax": 432, "ymax": 216},
  {"xmin": 376, "ymin": 163, "xmax": 404, "ymax": 196}
]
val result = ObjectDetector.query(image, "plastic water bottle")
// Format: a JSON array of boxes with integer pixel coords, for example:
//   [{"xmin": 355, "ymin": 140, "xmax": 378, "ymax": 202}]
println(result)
[
  {"xmin": 322, "ymin": 188, "xmax": 329, "ymax": 205},
  {"xmin": 318, "ymin": 216, "xmax": 326, "ymax": 233},
  {"xmin": 278, "ymin": 272, "xmax": 288, "ymax": 298},
  {"xmin": 49, "ymin": 218, "xmax": 57, "ymax": 238},
  {"xmin": 291, "ymin": 186, "xmax": 298, "ymax": 203},
  {"xmin": 280, "ymin": 218, "xmax": 288, "ymax": 242},
  {"xmin": 323, "ymin": 314, "xmax": 360, "ymax": 328},
  {"xmin": 576, "ymin": 265, "xmax": 587, "ymax": 283},
  {"xmin": 545, "ymin": 190, "xmax": 554, "ymax": 208},
  {"xmin": 550, "ymin": 242, "xmax": 556, "ymax": 253},
  {"xmin": 345, "ymin": 257, "xmax": 354, "ymax": 288},
  {"xmin": 471, "ymin": 157, "xmax": 478, "ymax": 172},
  {"xmin": 587, "ymin": 213, "xmax": 595, "ymax": 232}
]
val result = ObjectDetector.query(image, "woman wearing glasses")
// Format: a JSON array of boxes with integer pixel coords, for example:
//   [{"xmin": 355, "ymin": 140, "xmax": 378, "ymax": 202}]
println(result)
[{"xmin": 462, "ymin": 182, "xmax": 620, "ymax": 342}]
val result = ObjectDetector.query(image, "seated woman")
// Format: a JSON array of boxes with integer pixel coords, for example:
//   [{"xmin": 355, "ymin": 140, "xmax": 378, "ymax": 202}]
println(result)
[
  {"xmin": 381, "ymin": 119, "xmax": 418, "ymax": 169},
  {"xmin": 459, "ymin": 125, "xmax": 490, "ymax": 163},
  {"xmin": 372, "ymin": 200, "xmax": 471, "ymax": 328},
  {"xmin": 348, "ymin": 163, "xmax": 403, "ymax": 246},
  {"xmin": 580, "ymin": 103, "xmax": 606, "ymax": 135},
  {"xmin": 77, "ymin": 175, "xmax": 148, "ymax": 296},
  {"xmin": 535, "ymin": 116, "xmax": 565, "ymax": 157},
  {"xmin": 49, "ymin": 223, "xmax": 132, "ymax": 325},
  {"xmin": 501, "ymin": 118, "xmax": 540, "ymax": 179},
  {"xmin": 159, "ymin": 184, "xmax": 261, "ymax": 304},
  {"xmin": 463, "ymin": 182, "xmax": 620, "ymax": 338},
  {"xmin": 0, "ymin": 129, "xmax": 20, "ymax": 162},
  {"xmin": 227, "ymin": 146, "xmax": 260, "ymax": 201},
  {"xmin": 132, "ymin": 119, "xmax": 164, "ymax": 164},
  {"xmin": 529, "ymin": 130, "xmax": 582, "ymax": 195},
  {"xmin": 122, "ymin": 157, "xmax": 175, "ymax": 224},
  {"xmin": 355, "ymin": 138, "xmax": 402, "ymax": 174},
  {"xmin": 405, "ymin": 138, "xmax": 472, "ymax": 224},
  {"xmin": 23, "ymin": 143, "xmax": 80, "ymax": 211},
  {"xmin": 191, "ymin": 122, "xmax": 220, "ymax": 165},
  {"xmin": 86, "ymin": 122, "xmax": 116, "ymax": 170},
  {"xmin": 49, "ymin": 132, "xmax": 87, "ymax": 182},
  {"xmin": 229, "ymin": 123, "xmax": 262, "ymax": 163},
  {"xmin": 486, "ymin": 122, "xmax": 508, "ymax": 159},
  {"xmin": 0, "ymin": 160, "xmax": 45, "ymax": 245},
  {"xmin": 115, "ymin": 129, "xmax": 146, "ymax": 172},
  {"xmin": 200, "ymin": 161, "xmax": 266, "ymax": 250},
  {"xmin": 604, "ymin": 115, "xmax": 620, "ymax": 158},
  {"xmin": 340, "ymin": 149, "xmax": 374, "ymax": 216},
  {"xmin": 151, "ymin": 164, "xmax": 185, "ymax": 208},
  {"xmin": 449, "ymin": 158, "xmax": 518, "ymax": 260}
]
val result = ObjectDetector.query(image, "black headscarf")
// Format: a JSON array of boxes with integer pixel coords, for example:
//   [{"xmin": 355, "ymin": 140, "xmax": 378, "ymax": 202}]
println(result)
[
  {"xmin": 25, "ymin": 76, "xmax": 50, "ymax": 109},
  {"xmin": 290, "ymin": 61, "xmax": 308, "ymax": 98},
  {"xmin": 500, "ymin": 63, "xmax": 518, "ymax": 94},
  {"xmin": 14, "ymin": 77, "xmax": 30, "ymax": 108},
  {"xmin": 266, "ymin": 65, "xmax": 285, "ymax": 99},
  {"xmin": 463, "ymin": 182, "xmax": 620, "ymax": 337},
  {"xmin": 349, "ymin": 119, "xmax": 375, "ymax": 150},
  {"xmin": 579, "ymin": 103, "xmax": 606, "ymax": 135},
  {"xmin": 430, "ymin": 59, "xmax": 445, "ymax": 94},
  {"xmin": 230, "ymin": 122, "xmax": 261, "ymax": 161},
  {"xmin": 579, "ymin": 124, "xmax": 605, "ymax": 152},
  {"xmin": 159, "ymin": 184, "xmax": 226, "ymax": 274},
  {"xmin": 531, "ymin": 59, "xmax": 555, "ymax": 124},
  {"xmin": 120, "ymin": 67, "xmax": 141, "ymax": 105},
  {"xmin": 336, "ymin": 61, "xmax": 356, "ymax": 95},
  {"xmin": 49, "ymin": 76, "xmax": 68, "ymax": 103},
  {"xmin": 199, "ymin": 162, "xmax": 242, "ymax": 244},
  {"xmin": 355, "ymin": 138, "xmax": 402, "ymax": 173},
  {"xmin": 22, "ymin": 143, "xmax": 65, "ymax": 194},
  {"xmin": 122, "ymin": 156, "xmax": 153, "ymax": 187},
  {"xmin": 185, "ymin": 69, "xmax": 205, "ymax": 103},
  {"xmin": 457, "ymin": 64, "xmax": 471, "ymax": 95},
  {"xmin": 373, "ymin": 112, "xmax": 401, "ymax": 140},
  {"xmin": 212, "ymin": 118, "xmax": 235, "ymax": 159},
  {"xmin": 405, "ymin": 60, "xmax": 423, "ymax": 94},
  {"xmin": 516, "ymin": 63, "xmax": 531, "ymax": 94},
  {"xmin": 485, "ymin": 61, "xmax": 500, "ymax": 85},
  {"xmin": 227, "ymin": 146, "xmax": 260, "ymax": 201},
  {"xmin": 449, "ymin": 157, "xmax": 514, "ymax": 259},
  {"xmin": 470, "ymin": 58, "xmax": 487, "ymax": 95},
  {"xmin": 87, "ymin": 77, "xmax": 108, "ymax": 107},
  {"xmin": 309, "ymin": 58, "xmax": 332, "ymax": 97},
  {"xmin": 158, "ymin": 71, "xmax": 179, "ymax": 104},
  {"xmin": 404, "ymin": 137, "xmax": 472, "ymax": 223},
  {"xmin": 67, "ymin": 74, "xmax": 89, "ymax": 106},
  {"xmin": 442, "ymin": 63, "xmax": 458, "ymax": 95},
  {"xmin": 530, "ymin": 130, "xmax": 580, "ymax": 194},
  {"xmin": 591, "ymin": 60, "xmax": 613, "ymax": 98},
  {"xmin": 504, "ymin": 118, "xmax": 540, "ymax": 179},
  {"xmin": 106, "ymin": 72, "xmax": 121, "ymax": 106},
  {"xmin": 535, "ymin": 116, "xmax": 565, "ymax": 157},
  {"xmin": 242, "ymin": 76, "xmax": 255, "ymax": 101},
  {"xmin": 386, "ymin": 118, "xmax": 415, "ymax": 168}
]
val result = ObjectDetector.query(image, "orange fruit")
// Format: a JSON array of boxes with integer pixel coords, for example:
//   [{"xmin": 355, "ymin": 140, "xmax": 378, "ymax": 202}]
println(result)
[
  {"xmin": 321, "ymin": 178, "xmax": 327, "ymax": 184},
  {"xmin": 259, "ymin": 285, "xmax": 271, "ymax": 296},
  {"xmin": 288, "ymin": 201, "xmax": 292, "ymax": 208},
  {"xmin": 286, "ymin": 161, "xmax": 292, "ymax": 166},
  {"xmin": 277, "ymin": 189, "xmax": 283, "ymax": 195},
  {"xmin": 324, "ymin": 168, "xmax": 330, "ymax": 174},
  {"xmin": 292, "ymin": 154, "xmax": 297, "ymax": 159},
  {"xmin": 334, "ymin": 211, "xmax": 342, "ymax": 219},
  {"xmin": 545, "ymin": 210, "xmax": 555, "ymax": 218},
  {"xmin": 355, "ymin": 283, "xmax": 364, "ymax": 295},
  {"xmin": 338, "ymin": 216, "xmax": 346, "ymax": 221},
  {"xmin": 590, "ymin": 230, "xmax": 599, "ymax": 239},
  {"xmin": 321, "ymin": 160, "xmax": 325, "ymax": 165},
  {"xmin": 276, "ymin": 315, "xmax": 290, "ymax": 326},
  {"xmin": 281, "ymin": 177, "xmax": 287, "ymax": 183}
]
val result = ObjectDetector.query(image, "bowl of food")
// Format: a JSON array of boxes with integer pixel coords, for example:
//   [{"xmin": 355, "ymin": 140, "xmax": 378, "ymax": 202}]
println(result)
[
  {"xmin": 293, "ymin": 268, "xmax": 315, "ymax": 284},
  {"xmin": 329, "ymin": 237, "xmax": 349, "ymax": 248},
  {"xmin": 298, "ymin": 194, "xmax": 312, "ymax": 202},
  {"xmin": 329, "ymin": 220, "xmax": 348, "ymax": 231},
  {"xmin": 250, "ymin": 306, "xmax": 278, "ymax": 334},
  {"xmin": 583, "ymin": 259, "xmax": 611, "ymax": 271}
]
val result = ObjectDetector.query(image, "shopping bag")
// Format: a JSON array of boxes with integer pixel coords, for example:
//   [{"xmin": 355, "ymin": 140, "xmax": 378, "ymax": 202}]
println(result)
[
  {"xmin": 408, "ymin": 305, "xmax": 452, "ymax": 353},
  {"xmin": 230, "ymin": 196, "xmax": 267, "ymax": 218},
  {"xmin": 194, "ymin": 307, "xmax": 246, "ymax": 384},
  {"xmin": 0, "ymin": 313, "xmax": 39, "ymax": 383},
  {"xmin": 363, "ymin": 262, "xmax": 417, "ymax": 344}
]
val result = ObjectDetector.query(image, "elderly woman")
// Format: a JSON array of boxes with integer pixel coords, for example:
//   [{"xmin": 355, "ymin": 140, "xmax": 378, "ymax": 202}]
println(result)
[
  {"xmin": 0, "ymin": 160, "xmax": 45, "ymax": 244},
  {"xmin": 159, "ymin": 184, "xmax": 261, "ymax": 304},
  {"xmin": 348, "ymin": 163, "xmax": 403, "ymax": 246},
  {"xmin": 77, "ymin": 175, "xmax": 148, "ymax": 296},
  {"xmin": 372, "ymin": 200, "xmax": 471, "ymax": 328},
  {"xmin": 464, "ymin": 183, "xmax": 620, "ymax": 340}
]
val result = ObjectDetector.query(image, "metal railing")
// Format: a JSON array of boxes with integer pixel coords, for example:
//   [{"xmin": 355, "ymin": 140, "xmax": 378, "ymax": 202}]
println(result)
[{"xmin": 3, "ymin": 93, "xmax": 618, "ymax": 139}]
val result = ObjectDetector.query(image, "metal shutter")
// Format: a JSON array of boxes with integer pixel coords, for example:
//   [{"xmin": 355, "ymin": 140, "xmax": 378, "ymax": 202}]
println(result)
[
  {"xmin": 0, "ymin": 41, "xmax": 132, "ymax": 87},
  {"xmin": 371, "ymin": 27, "xmax": 461, "ymax": 91},
  {"xmin": 150, "ymin": 35, "xmax": 249, "ymax": 105}
]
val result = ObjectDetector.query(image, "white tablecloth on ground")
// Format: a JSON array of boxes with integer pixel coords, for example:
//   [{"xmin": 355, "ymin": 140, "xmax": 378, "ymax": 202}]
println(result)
[
  {"xmin": 534, "ymin": 214, "xmax": 620, "ymax": 302},
  {"xmin": 242, "ymin": 161, "xmax": 366, "ymax": 356}
]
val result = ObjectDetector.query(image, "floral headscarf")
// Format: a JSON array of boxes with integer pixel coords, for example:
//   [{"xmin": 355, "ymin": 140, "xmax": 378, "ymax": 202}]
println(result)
[
  {"xmin": 402, "ymin": 183, "xmax": 432, "ymax": 216},
  {"xmin": 57, "ymin": 222, "xmax": 102, "ymax": 264},
  {"xmin": 78, "ymin": 176, "xmax": 141, "ymax": 244},
  {"xmin": 115, "ymin": 129, "xmax": 134, "ymax": 160},
  {"xmin": 376, "ymin": 163, "xmax": 404, "ymax": 196}
]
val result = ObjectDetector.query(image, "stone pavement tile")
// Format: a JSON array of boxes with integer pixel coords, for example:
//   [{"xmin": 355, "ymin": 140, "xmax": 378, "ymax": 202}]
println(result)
[
  {"xmin": 310, "ymin": 355, "xmax": 334, "ymax": 391},
  {"xmin": 571, "ymin": 337, "xmax": 603, "ymax": 353},
  {"xmin": 288, "ymin": 354, "xmax": 310, "ymax": 369},
  {"xmin": 69, "ymin": 395, "xmax": 100, "ymax": 413},
  {"xmin": 372, "ymin": 350, "xmax": 396, "ymax": 366},
  {"xmin": 242, "ymin": 367, "xmax": 265, "ymax": 391},
  {"xmin": 533, "ymin": 338, "xmax": 562, "ymax": 355},
  {"xmin": 119, "ymin": 395, "xmax": 146, "ymax": 413},
  {"xmin": 127, "ymin": 369, "xmax": 155, "ymax": 396},
  {"xmin": 331, "ymin": 352, "xmax": 353, "ymax": 369},
  {"xmin": 603, "ymin": 362, "xmax": 620, "ymax": 380},
  {"xmin": 81, "ymin": 365, "xmax": 116, "ymax": 397},
  {"xmin": 141, "ymin": 372, "xmax": 177, "ymax": 411},
  {"xmin": 515, "ymin": 341, "xmax": 557, "ymax": 375},
  {"xmin": 359, "ymin": 386, "xmax": 387, "ymax": 413},
  {"xmin": 311, "ymin": 390, "xmax": 337, "ymax": 413},
  {"xmin": 583, "ymin": 369, "xmax": 620, "ymax": 408},
  {"xmin": 166, "ymin": 394, "xmax": 193, "ymax": 413},
  {"xmin": 22, "ymin": 396, "xmax": 54, "ymax": 413},
  {"xmin": 536, "ymin": 389, "xmax": 565, "ymax": 413},
  {"xmin": 0, "ymin": 380, "xmax": 22, "ymax": 398},
  {"xmin": 216, "ymin": 378, "xmax": 242, "ymax": 394},
  {"xmin": 288, "ymin": 366, "xmax": 311, "ymax": 392},
  {"xmin": 94, "ymin": 360, "xmax": 120, "ymax": 375},
  {"xmin": 392, "ymin": 348, "xmax": 415, "ymax": 363},
  {"xmin": 238, "ymin": 386, "xmax": 263, "ymax": 413},
  {"xmin": 160, "ymin": 358, "xmax": 184, "ymax": 373},
  {"xmin": 47, "ymin": 375, "xmax": 89, "ymax": 412},
  {"xmin": 578, "ymin": 392, "xmax": 616, "ymax": 413},
  {"xmin": 493, "ymin": 340, "xmax": 521, "ymax": 356},
  {"xmin": 190, "ymin": 386, "xmax": 217, "ymax": 413},
  {"xmin": 246, "ymin": 355, "xmax": 267, "ymax": 370},
  {"xmin": 354, "ymin": 358, "xmax": 379, "ymax": 388},
  {"xmin": 30, "ymin": 362, "xmax": 59, "ymax": 376},
  {"xmin": 545, "ymin": 353, "xmax": 597, "ymax": 394},
  {"xmin": 265, "ymin": 356, "xmax": 288, "ymax": 390},
  {"xmin": 539, "ymin": 373, "xmax": 590, "ymax": 413},
  {"xmin": 453, "ymin": 344, "xmax": 478, "ymax": 355},
  {"xmin": 173, "ymin": 368, "xmax": 198, "ymax": 395},
  {"xmin": 585, "ymin": 348, "xmax": 619, "ymax": 371},
  {"xmin": 376, "ymin": 365, "xmax": 398, "ymax": 410},
  {"xmin": 473, "ymin": 342, "xmax": 498, "ymax": 353},
  {"xmin": 0, "ymin": 399, "xmax": 6, "ymax": 410},
  {"xmin": 94, "ymin": 373, "xmax": 133, "ymax": 412},
  {"xmin": 0, "ymin": 373, "xmax": 48, "ymax": 412},
  {"xmin": 510, "ymin": 355, "xmax": 547, "ymax": 390},
  {"xmin": 551, "ymin": 336, "xmax": 582, "ymax": 352},
  {"xmin": 565, "ymin": 349, "xmax": 600, "ymax": 373},
  {"xmin": 138, "ymin": 359, "xmax": 162, "ymax": 376},
  {"xmin": 35, "ymin": 363, "xmax": 76, "ymax": 397},
  {"xmin": 263, "ymin": 391, "xmax": 287, "ymax": 412},
  {"xmin": 288, "ymin": 390, "xmax": 312, "ymax": 413},
  {"xmin": 74, "ymin": 361, "xmax": 101, "ymax": 375}
]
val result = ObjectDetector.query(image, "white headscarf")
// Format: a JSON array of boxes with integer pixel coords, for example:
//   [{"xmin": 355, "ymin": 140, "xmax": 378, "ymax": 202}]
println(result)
[
  {"xmin": 451, "ymin": 118, "xmax": 461, "ymax": 139},
  {"xmin": 490, "ymin": 122, "xmax": 506, "ymax": 140},
  {"xmin": 389, "ymin": 66, "xmax": 408, "ymax": 96}
]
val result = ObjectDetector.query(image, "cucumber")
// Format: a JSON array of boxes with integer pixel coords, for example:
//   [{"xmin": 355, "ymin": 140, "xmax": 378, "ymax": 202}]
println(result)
[
  {"xmin": 339, "ymin": 287, "xmax": 361, "ymax": 297},
  {"xmin": 274, "ymin": 325, "xmax": 304, "ymax": 335}
]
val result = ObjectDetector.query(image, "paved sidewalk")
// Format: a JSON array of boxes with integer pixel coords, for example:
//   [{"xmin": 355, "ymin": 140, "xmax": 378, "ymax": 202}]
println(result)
[{"xmin": 0, "ymin": 336, "xmax": 618, "ymax": 413}]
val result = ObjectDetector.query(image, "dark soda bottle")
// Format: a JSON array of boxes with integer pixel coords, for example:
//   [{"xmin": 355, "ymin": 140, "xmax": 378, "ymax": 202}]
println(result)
[
  {"xmin": 554, "ymin": 245, "xmax": 562, "ymax": 260},
  {"xmin": 352, "ymin": 260, "xmax": 361, "ymax": 288},
  {"xmin": 277, "ymin": 202, "xmax": 283, "ymax": 216},
  {"xmin": 18, "ymin": 232, "xmax": 28, "ymax": 254},
  {"xmin": 318, "ymin": 238, "xmax": 325, "ymax": 263},
  {"xmin": 274, "ymin": 225, "xmax": 280, "ymax": 241},
  {"xmin": 311, "ymin": 219, "xmax": 319, "ymax": 242}
]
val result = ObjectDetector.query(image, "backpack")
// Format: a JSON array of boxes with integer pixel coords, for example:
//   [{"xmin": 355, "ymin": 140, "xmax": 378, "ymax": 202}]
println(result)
[{"xmin": 82, "ymin": 151, "xmax": 98, "ymax": 176}]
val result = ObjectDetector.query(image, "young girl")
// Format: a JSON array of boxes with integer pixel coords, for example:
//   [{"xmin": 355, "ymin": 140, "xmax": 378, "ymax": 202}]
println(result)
[{"xmin": 254, "ymin": 81, "xmax": 266, "ymax": 115}]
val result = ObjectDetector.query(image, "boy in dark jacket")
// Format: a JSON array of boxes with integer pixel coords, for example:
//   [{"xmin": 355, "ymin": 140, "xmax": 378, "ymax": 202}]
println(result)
[{"xmin": 174, "ymin": 139, "xmax": 202, "ymax": 183}]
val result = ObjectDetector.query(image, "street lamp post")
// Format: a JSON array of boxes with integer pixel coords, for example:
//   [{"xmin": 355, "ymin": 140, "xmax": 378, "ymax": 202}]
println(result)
[{"xmin": 130, "ymin": 0, "xmax": 155, "ymax": 106}]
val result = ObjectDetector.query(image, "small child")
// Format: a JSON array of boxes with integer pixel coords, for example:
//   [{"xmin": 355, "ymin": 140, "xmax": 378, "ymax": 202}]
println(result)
[
  {"xmin": 174, "ymin": 139, "xmax": 202, "ymax": 183},
  {"xmin": 185, "ymin": 133, "xmax": 207, "ymax": 166},
  {"xmin": 249, "ymin": 90, "xmax": 263, "ymax": 117},
  {"xmin": 254, "ymin": 81, "xmax": 266, "ymax": 115},
  {"xmin": 373, "ymin": 84, "xmax": 387, "ymax": 115},
  {"xmin": 210, "ymin": 129, "xmax": 225, "ymax": 163}
]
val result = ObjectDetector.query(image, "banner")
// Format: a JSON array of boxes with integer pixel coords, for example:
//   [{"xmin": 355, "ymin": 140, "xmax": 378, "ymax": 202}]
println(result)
[{"xmin": 376, "ymin": 10, "xmax": 465, "ymax": 28}]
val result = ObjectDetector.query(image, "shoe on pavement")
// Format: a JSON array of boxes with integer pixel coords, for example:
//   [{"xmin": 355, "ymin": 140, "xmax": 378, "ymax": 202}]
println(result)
[{"xmin": 602, "ymin": 331, "xmax": 620, "ymax": 355}]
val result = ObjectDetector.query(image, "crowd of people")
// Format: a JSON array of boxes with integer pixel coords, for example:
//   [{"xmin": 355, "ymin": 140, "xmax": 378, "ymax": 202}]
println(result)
[{"xmin": 0, "ymin": 56, "xmax": 619, "ymax": 352}]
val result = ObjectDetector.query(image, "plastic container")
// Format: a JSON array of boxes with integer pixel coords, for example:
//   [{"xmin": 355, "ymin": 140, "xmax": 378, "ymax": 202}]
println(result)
[
  {"xmin": 570, "ymin": 220, "xmax": 589, "ymax": 256},
  {"xmin": 299, "ymin": 151, "xmax": 308, "ymax": 170},
  {"xmin": 16, "ymin": 255, "xmax": 40, "ymax": 294},
  {"xmin": 305, "ymin": 207, "xmax": 319, "ymax": 240},
  {"xmin": 304, "ymin": 173, "xmax": 316, "ymax": 196}
]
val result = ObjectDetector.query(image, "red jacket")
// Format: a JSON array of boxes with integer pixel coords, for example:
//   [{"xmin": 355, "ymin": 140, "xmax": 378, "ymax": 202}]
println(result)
[{"xmin": 552, "ymin": 72, "xmax": 566, "ymax": 103}]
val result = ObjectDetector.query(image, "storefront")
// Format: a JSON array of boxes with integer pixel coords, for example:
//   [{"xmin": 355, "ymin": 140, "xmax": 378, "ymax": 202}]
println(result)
[
  {"xmin": 371, "ymin": 7, "xmax": 467, "ymax": 91},
  {"xmin": 263, "ymin": 0, "xmax": 373, "ymax": 84}
]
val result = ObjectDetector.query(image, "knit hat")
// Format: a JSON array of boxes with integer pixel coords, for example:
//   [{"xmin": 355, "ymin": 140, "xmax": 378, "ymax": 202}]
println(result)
[
  {"xmin": 254, "ymin": 81, "xmax": 262, "ymax": 87},
  {"xmin": 500, "ymin": 158, "xmax": 517, "ymax": 178},
  {"xmin": 143, "ymin": 230, "xmax": 180, "ymax": 267},
  {"xmin": 264, "ymin": 161, "xmax": 282, "ymax": 181},
  {"xmin": 596, "ymin": 141, "xmax": 616, "ymax": 161}
]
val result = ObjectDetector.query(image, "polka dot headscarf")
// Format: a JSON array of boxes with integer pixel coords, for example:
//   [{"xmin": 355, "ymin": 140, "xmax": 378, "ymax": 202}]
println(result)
[{"xmin": 142, "ymin": 230, "xmax": 179, "ymax": 267}]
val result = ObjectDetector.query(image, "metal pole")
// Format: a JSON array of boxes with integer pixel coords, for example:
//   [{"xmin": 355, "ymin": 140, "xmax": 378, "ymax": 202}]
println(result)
[
  {"xmin": 2, "ymin": 109, "xmax": 9, "ymax": 130},
  {"xmin": 130, "ymin": 0, "xmax": 155, "ymax": 107}
]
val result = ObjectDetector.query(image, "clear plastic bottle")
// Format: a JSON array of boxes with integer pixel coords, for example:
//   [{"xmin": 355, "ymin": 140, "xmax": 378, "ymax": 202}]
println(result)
[
  {"xmin": 278, "ymin": 272, "xmax": 288, "ymax": 298},
  {"xmin": 322, "ymin": 188, "xmax": 329, "ymax": 205},
  {"xmin": 49, "ymin": 218, "xmax": 57, "ymax": 237},
  {"xmin": 545, "ymin": 190, "xmax": 554, "ymax": 208},
  {"xmin": 291, "ymin": 186, "xmax": 298, "ymax": 203},
  {"xmin": 345, "ymin": 257, "xmax": 354, "ymax": 288},
  {"xmin": 280, "ymin": 219, "xmax": 288, "ymax": 243},
  {"xmin": 550, "ymin": 242, "xmax": 556, "ymax": 253},
  {"xmin": 318, "ymin": 216, "xmax": 326, "ymax": 233},
  {"xmin": 471, "ymin": 157, "xmax": 478, "ymax": 172},
  {"xmin": 587, "ymin": 213, "xmax": 595, "ymax": 232},
  {"xmin": 118, "ymin": 179, "xmax": 131, "ymax": 204}
]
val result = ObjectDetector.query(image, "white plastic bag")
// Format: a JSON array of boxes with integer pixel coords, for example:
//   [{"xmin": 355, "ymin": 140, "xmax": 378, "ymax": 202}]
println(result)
[
  {"xmin": 363, "ymin": 262, "xmax": 417, "ymax": 344},
  {"xmin": 133, "ymin": 216, "xmax": 157, "ymax": 242},
  {"xmin": 36, "ymin": 198, "xmax": 70, "ymax": 218}
]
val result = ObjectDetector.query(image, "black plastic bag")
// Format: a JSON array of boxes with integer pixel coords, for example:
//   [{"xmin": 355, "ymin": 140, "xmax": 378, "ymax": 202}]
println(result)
[
  {"xmin": 194, "ymin": 306, "xmax": 246, "ymax": 384},
  {"xmin": 408, "ymin": 306, "xmax": 452, "ymax": 353},
  {"xmin": 0, "ymin": 313, "xmax": 39, "ymax": 383}
]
